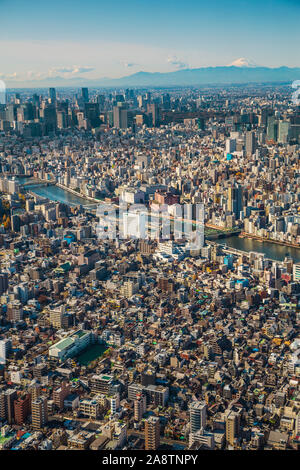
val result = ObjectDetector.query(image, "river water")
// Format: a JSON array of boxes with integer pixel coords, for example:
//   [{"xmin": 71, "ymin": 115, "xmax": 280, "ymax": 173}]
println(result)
[
  {"xmin": 18, "ymin": 177, "xmax": 96, "ymax": 207},
  {"xmin": 18, "ymin": 177, "xmax": 300, "ymax": 262},
  {"xmin": 30, "ymin": 184, "xmax": 95, "ymax": 207},
  {"xmin": 215, "ymin": 235, "xmax": 300, "ymax": 263}
]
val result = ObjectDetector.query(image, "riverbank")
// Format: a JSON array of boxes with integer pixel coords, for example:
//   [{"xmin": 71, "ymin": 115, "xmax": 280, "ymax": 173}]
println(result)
[
  {"xmin": 239, "ymin": 232, "xmax": 299, "ymax": 249},
  {"xmin": 206, "ymin": 230, "xmax": 241, "ymax": 240},
  {"xmin": 56, "ymin": 183, "xmax": 104, "ymax": 205}
]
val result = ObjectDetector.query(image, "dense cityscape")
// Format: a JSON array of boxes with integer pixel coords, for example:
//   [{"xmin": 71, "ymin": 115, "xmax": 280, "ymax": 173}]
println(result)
[{"xmin": 0, "ymin": 83, "xmax": 298, "ymax": 453}]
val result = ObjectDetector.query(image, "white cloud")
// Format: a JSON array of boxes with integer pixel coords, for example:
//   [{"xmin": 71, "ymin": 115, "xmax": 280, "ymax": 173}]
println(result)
[
  {"xmin": 0, "ymin": 66, "xmax": 96, "ymax": 83},
  {"xmin": 51, "ymin": 66, "xmax": 95, "ymax": 75},
  {"xmin": 122, "ymin": 62, "xmax": 138, "ymax": 68},
  {"xmin": 167, "ymin": 55, "xmax": 188, "ymax": 69},
  {"xmin": 0, "ymin": 72, "xmax": 19, "ymax": 80}
]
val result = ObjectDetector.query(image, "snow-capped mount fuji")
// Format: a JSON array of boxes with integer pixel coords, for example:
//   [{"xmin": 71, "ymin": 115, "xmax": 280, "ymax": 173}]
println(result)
[{"xmin": 228, "ymin": 58, "xmax": 258, "ymax": 68}]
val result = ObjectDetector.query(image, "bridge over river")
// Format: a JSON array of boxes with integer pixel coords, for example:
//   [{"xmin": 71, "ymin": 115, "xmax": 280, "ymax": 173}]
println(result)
[{"xmin": 20, "ymin": 177, "xmax": 300, "ymax": 262}]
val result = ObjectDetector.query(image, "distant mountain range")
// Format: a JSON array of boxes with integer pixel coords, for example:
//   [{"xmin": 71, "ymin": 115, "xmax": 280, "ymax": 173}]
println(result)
[
  {"xmin": 101, "ymin": 66, "xmax": 300, "ymax": 87},
  {"xmin": 8, "ymin": 65, "xmax": 300, "ymax": 88}
]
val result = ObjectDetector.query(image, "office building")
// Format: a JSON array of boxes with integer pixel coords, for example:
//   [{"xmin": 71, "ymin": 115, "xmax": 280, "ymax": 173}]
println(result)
[
  {"xmin": 145, "ymin": 416, "xmax": 160, "ymax": 450},
  {"xmin": 91, "ymin": 374, "xmax": 114, "ymax": 394},
  {"xmin": 226, "ymin": 138, "xmax": 236, "ymax": 154},
  {"xmin": 0, "ymin": 272, "xmax": 8, "ymax": 294},
  {"xmin": 113, "ymin": 106, "xmax": 128, "ymax": 129},
  {"xmin": 53, "ymin": 382, "xmax": 70, "ymax": 410},
  {"xmin": 293, "ymin": 263, "xmax": 300, "ymax": 281},
  {"xmin": 134, "ymin": 393, "xmax": 146, "ymax": 421},
  {"xmin": 225, "ymin": 410, "xmax": 240, "ymax": 447},
  {"xmin": 81, "ymin": 88, "xmax": 89, "ymax": 103},
  {"xmin": 245, "ymin": 131, "xmax": 257, "ymax": 156},
  {"xmin": 14, "ymin": 394, "xmax": 31, "ymax": 425},
  {"xmin": 6, "ymin": 300, "xmax": 23, "ymax": 323},
  {"xmin": 0, "ymin": 389, "xmax": 17, "ymax": 424},
  {"xmin": 110, "ymin": 393, "xmax": 120, "ymax": 415},
  {"xmin": 227, "ymin": 184, "xmax": 243, "ymax": 220},
  {"xmin": 31, "ymin": 396, "xmax": 48, "ymax": 429},
  {"xmin": 79, "ymin": 398, "xmax": 100, "ymax": 419},
  {"xmin": 0, "ymin": 339, "xmax": 11, "ymax": 364},
  {"xmin": 190, "ymin": 401, "xmax": 207, "ymax": 433},
  {"xmin": 267, "ymin": 117, "xmax": 278, "ymax": 141},
  {"xmin": 49, "ymin": 88, "xmax": 56, "ymax": 102},
  {"xmin": 189, "ymin": 428, "xmax": 215, "ymax": 449},
  {"xmin": 147, "ymin": 103, "xmax": 159, "ymax": 127},
  {"xmin": 278, "ymin": 121, "xmax": 291, "ymax": 143}
]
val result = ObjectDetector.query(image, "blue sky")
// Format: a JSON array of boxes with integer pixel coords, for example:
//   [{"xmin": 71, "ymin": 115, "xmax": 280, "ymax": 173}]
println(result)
[{"xmin": 1, "ymin": 0, "xmax": 300, "ymax": 86}]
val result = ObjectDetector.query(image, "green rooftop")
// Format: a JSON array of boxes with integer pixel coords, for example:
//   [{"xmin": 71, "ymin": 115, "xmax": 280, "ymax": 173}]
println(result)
[
  {"xmin": 73, "ymin": 330, "xmax": 87, "ymax": 339},
  {"xmin": 54, "ymin": 337, "xmax": 73, "ymax": 350}
]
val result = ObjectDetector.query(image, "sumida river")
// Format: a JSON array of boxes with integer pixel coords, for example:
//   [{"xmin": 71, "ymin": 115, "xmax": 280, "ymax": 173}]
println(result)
[
  {"xmin": 215, "ymin": 235, "xmax": 300, "ymax": 263},
  {"xmin": 18, "ymin": 177, "xmax": 300, "ymax": 262}
]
